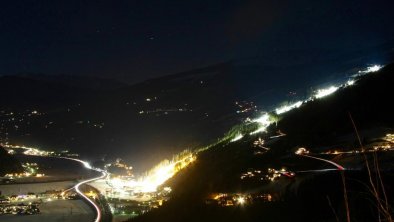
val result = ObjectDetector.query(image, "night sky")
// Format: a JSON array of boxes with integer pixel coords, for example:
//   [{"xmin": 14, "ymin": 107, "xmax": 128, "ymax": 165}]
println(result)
[{"xmin": 1, "ymin": 0, "xmax": 394, "ymax": 83}]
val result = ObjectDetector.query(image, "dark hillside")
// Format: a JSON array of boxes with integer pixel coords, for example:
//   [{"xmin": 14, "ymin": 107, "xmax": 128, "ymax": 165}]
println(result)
[
  {"xmin": 277, "ymin": 63, "xmax": 394, "ymax": 148},
  {"xmin": 130, "ymin": 63, "xmax": 394, "ymax": 222},
  {"xmin": 0, "ymin": 146, "xmax": 23, "ymax": 176}
]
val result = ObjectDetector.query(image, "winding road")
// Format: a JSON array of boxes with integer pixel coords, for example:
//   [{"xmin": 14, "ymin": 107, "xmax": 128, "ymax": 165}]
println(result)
[{"xmin": 61, "ymin": 157, "xmax": 107, "ymax": 222}]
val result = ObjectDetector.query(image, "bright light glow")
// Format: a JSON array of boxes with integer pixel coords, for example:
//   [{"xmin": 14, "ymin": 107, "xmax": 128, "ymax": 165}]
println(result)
[
  {"xmin": 314, "ymin": 86, "xmax": 339, "ymax": 99},
  {"xmin": 295, "ymin": 147, "xmax": 309, "ymax": 155},
  {"xmin": 250, "ymin": 113, "xmax": 273, "ymax": 135},
  {"xmin": 358, "ymin": 64, "xmax": 383, "ymax": 74},
  {"xmin": 139, "ymin": 162, "xmax": 177, "ymax": 192},
  {"xmin": 231, "ymin": 134, "xmax": 244, "ymax": 142},
  {"xmin": 275, "ymin": 101, "xmax": 303, "ymax": 115},
  {"xmin": 250, "ymin": 127, "xmax": 266, "ymax": 135},
  {"xmin": 139, "ymin": 153, "xmax": 195, "ymax": 192},
  {"xmin": 253, "ymin": 113, "xmax": 270, "ymax": 125},
  {"xmin": 22, "ymin": 148, "xmax": 49, "ymax": 156},
  {"xmin": 163, "ymin": 187, "xmax": 172, "ymax": 192},
  {"xmin": 107, "ymin": 151, "xmax": 196, "ymax": 193},
  {"xmin": 83, "ymin": 162, "xmax": 93, "ymax": 170},
  {"xmin": 237, "ymin": 197, "xmax": 245, "ymax": 204},
  {"xmin": 366, "ymin": 65, "xmax": 382, "ymax": 73},
  {"xmin": 346, "ymin": 80, "xmax": 355, "ymax": 86}
]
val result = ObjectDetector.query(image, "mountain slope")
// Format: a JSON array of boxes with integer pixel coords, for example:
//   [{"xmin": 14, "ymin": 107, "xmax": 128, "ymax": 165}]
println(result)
[{"xmin": 130, "ymin": 62, "xmax": 394, "ymax": 222}]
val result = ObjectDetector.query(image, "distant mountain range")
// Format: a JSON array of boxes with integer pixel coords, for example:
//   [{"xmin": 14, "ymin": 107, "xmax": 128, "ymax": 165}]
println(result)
[{"xmin": 14, "ymin": 73, "xmax": 129, "ymax": 90}]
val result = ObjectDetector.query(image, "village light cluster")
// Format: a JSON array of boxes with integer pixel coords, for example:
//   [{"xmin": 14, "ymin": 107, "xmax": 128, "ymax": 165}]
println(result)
[
  {"xmin": 23, "ymin": 148, "xmax": 49, "ymax": 156},
  {"xmin": 2, "ymin": 144, "xmax": 79, "ymax": 158},
  {"xmin": 295, "ymin": 147, "xmax": 309, "ymax": 155}
]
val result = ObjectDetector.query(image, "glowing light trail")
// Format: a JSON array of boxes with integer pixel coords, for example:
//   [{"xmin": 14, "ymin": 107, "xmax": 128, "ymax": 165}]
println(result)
[
  {"xmin": 297, "ymin": 153, "xmax": 345, "ymax": 171},
  {"xmin": 61, "ymin": 157, "xmax": 106, "ymax": 222},
  {"xmin": 61, "ymin": 157, "xmax": 93, "ymax": 169},
  {"xmin": 296, "ymin": 169, "xmax": 338, "ymax": 173},
  {"xmin": 75, "ymin": 171, "xmax": 107, "ymax": 222}
]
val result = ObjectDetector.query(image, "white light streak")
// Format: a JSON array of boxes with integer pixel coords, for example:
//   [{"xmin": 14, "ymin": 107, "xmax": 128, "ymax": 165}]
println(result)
[
  {"xmin": 250, "ymin": 127, "xmax": 266, "ymax": 135},
  {"xmin": 252, "ymin": 113, "xmax": 270, "ymax": 125},
  {"xmin": 62, "ymin": 157, "xmax": 93, "ymax": 170},
  {"xmin": 62, "ymin": 157, "xmax": 106, "ymax": 222},
  {"xmin": 231, "ymin": 134, "xmax": 244, "ymax": 142},
  {"xmin": 358, "ymin": 64, "xmax": 383, "ymax": 74},
  {"xmin": 75, "ymin": 171, "xmax": 107, "ymax": 222},
  {"xmin": 314, "ymin": 86, "xmax": 339, "ymax": 99},
  {"xmin": 366, "ymin": 65, "xmax": 382, "ymax": 73},
  {"xmin": 250, "ymin": 113, "xmax": 273, "ymax": 135},
  {"xmin": 275, "ymin": 101, "xmax": 303, "ymax": 115}
]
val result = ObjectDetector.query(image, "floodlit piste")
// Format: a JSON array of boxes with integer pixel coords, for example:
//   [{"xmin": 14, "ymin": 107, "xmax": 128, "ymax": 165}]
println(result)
[
  {"xmin": 235, "ymin": 64, "xmax": 383, "ymax": 142},
  {"xmin": 106, "ymin": 150, "xmax": 196, "ymax": 193}
]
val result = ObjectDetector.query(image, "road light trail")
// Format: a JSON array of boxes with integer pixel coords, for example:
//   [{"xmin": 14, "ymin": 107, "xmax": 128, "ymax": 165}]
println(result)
[
  {"xmin": 296, "ymin": 169, "xmax": 338, "ymax": 173},
  {"xmin": 60, "ymin": 157, "xmax": 107, "ymax": 222},
  {"xmin": 61, "ymin": 157, "xmax": 94, "ymax": 169},
  {"xmin": 75, "ymin": 171, "xmax": 107, "ymax": 222},
  {"xmin": 1, "ymin": 148, "xmax": 106, "ymax": 220},
  {"xmin": 298, "ymin": 154, "xmax": 345, "ymax": 171}
]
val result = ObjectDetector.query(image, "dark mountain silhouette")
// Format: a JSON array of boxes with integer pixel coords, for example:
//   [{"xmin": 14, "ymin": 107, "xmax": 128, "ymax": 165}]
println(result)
[{"xmin": 14, "ymin": 73, "xmax": 128, "ymax": 90}]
